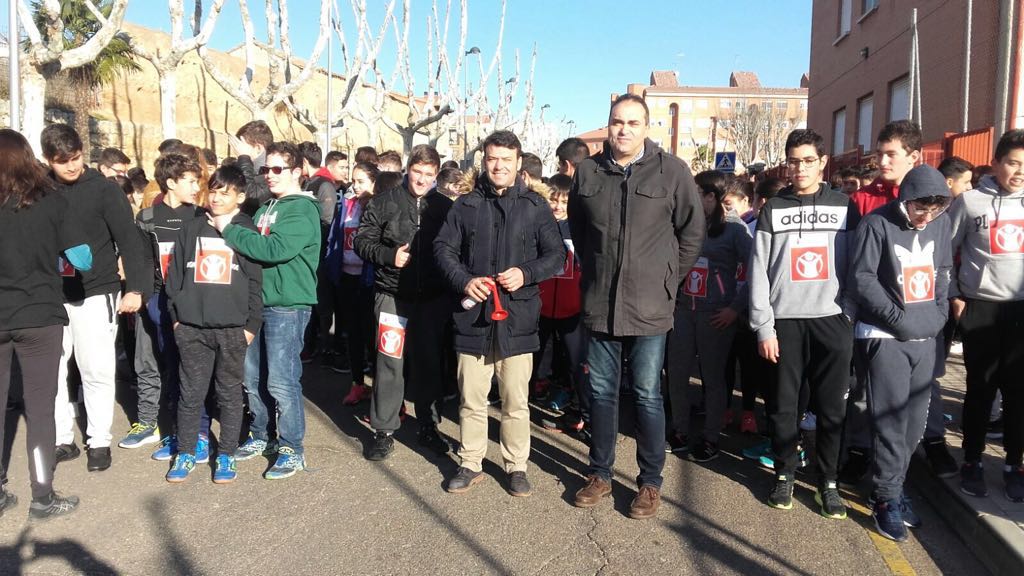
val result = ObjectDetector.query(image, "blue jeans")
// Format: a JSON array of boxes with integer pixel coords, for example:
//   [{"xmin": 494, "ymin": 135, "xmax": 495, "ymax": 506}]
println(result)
[
  {"xmin": 243, "ymin": 306, "xmax": 311, "ymax": 453},
  {"xmin": 587, "ymin": 332, "xmax": 667, "ymax": 489}
]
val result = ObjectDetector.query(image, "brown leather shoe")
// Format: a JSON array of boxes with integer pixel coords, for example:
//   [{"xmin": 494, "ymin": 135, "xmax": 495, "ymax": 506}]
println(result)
[
  {"xmin": 574, "ymin": 475, "xmax": 612, "ymax": 508},
  {"xmin": 628, "ymin": 485, "xmax": 661, "ymax": 519}
]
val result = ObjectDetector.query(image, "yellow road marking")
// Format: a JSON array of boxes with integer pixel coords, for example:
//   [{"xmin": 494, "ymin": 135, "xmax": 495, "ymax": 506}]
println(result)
[{"xmin": 845, "ymin": 496, "xmax": 918, "ymax": 576}]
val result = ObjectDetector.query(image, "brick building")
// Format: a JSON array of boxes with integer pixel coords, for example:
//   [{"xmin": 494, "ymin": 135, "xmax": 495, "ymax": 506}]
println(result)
[
  {"xmin": 808, "ymin": 0, "xmax": 1021, "ymax": 157},
  {"xmin": 578, "ymin": 71, "xmax": 807, "ymax": 171}
]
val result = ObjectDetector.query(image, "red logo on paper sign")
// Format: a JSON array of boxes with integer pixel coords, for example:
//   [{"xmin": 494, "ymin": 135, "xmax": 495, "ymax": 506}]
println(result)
[
  {"xmin": 58, "ymin": 256, "xmax": 75, "ymax": 277},
  {"xmin": 790, "ymin": 246, "xmax": 829, "ymax": 282},
  {"xmin": 344, "ymin": 227, "xmax": 357, "ymax": 251},
  {"xmin": 194, "ymin": 247, "xmax": 234, "ymax": 284},
  {"xmin": 378, "ymin": 325, "xmax": 405, "ymax": 359},
  {"xmin": 683, "ymin": 268, "xmax": 708, "ymax": 297},
  {"xmin": 990, "ymin": 220, "xmax": 1024, "ymax": 254},
  {"xmin": 902, "ymin": 265, "xmax": 935, "ymax": 303}
]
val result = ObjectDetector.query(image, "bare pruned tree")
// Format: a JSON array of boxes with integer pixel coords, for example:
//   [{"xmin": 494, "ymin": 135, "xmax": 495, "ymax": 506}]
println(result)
[
  {"xmin": 17, "ymin": 0, "xmax": 129, "ymax": 156},
  {"xmin": 133, "ymin": 0, "xmax": 228, "ymax": 139},
  {"xmin": 199, "ymin": 0, "xmax": 331, "ymax": 120},
  {"xmin": 721, "ymin": 99, "xmax": 807, "ymax": 169}
]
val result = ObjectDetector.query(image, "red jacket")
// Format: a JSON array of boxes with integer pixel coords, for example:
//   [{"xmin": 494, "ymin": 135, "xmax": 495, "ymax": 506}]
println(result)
[
  {"xmin": 850, "ymin": 178, "xmax": 898, "ymax": 216},
  {"xmin": 539, "ymin": 220, "xmax": 581, "ymax": 319}
]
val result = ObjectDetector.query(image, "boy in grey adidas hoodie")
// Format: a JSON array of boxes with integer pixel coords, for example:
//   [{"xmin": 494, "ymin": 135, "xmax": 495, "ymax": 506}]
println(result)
[
  {"xmin": 950, "ymin": 129, "xmax": 1024, "ymax": 503},
  {"xmin": 848, "ymin": 165, "xmax": 952, "ymax": 541},
  {"xmin": 748, "ymin": 129, "xmax": 860, "ymax": 517}
]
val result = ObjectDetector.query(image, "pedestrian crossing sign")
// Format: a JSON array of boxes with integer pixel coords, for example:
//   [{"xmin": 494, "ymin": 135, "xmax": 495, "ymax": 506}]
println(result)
[{"xmin": 714, "ymin": 152, "xmax": 736, "ymax": 173}]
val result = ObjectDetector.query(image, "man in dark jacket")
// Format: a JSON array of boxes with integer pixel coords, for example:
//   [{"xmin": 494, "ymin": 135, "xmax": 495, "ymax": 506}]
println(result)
[
  {"xmin": 568, "ymin": 94, "xmax": 705, "ymax": 520},
  {"xmin": 435, "ymin": 130, "xmax": 565, "ymax": 497},
  {"xmin": 354, "ymin": 144, "xmax": 453, "ymax": 462},
  {"xmin": 430, "ymin": 130, "xmax": 565, "ymax": 494}
]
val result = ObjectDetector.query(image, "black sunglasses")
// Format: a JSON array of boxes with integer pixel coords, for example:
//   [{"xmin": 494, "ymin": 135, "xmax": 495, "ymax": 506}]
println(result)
[{"xmin": 258, "ymin": 165, "xmax": 293, "ymax": 175}]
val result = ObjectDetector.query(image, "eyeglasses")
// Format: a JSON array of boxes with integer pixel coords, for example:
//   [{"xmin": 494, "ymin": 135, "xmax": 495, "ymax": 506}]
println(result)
[
  {"xmin": 905, "ymin": 199, "xmax": 950, "ymax": 217},
  {"xmin": 786, "ymin": 157, "xmax": 821, "ymax": 169},
  {"xmin": 258, "ymin": 165, "xmax": 293, "ymax": 175}
]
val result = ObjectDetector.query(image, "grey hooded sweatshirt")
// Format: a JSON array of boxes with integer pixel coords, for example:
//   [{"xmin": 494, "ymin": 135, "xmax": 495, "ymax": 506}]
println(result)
[
  {"xmin": 949, "ymin": 174, "xmax": 1024, "ymax": 302},
  {"xmin": 748, "ymin": 183, "xmax": 860, "ymax": 341},
  {"xmin": 848, "ymin": 165, "xmax": 952, "ymax": 341}
]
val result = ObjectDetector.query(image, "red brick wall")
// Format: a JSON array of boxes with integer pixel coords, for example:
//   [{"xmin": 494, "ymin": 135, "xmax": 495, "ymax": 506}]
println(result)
[{"xmin": 808, "ymin": 0, "xmax": 1001, "ymax": 154}]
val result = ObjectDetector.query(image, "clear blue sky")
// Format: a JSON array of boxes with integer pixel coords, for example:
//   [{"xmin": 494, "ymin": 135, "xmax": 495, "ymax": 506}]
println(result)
[{"xmin": 5, "ymin": 0, "xmax": 812, "ymax": 134}]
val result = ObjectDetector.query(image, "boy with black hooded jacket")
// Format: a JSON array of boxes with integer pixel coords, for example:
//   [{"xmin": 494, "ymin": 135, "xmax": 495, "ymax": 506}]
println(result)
[
  {"xmin": 848, "ymin": 165, "xmax": 952, "ymax": 542},
  {"xmin": 164, "ymin": 166, "xmax": 263, "ymax": 483}
]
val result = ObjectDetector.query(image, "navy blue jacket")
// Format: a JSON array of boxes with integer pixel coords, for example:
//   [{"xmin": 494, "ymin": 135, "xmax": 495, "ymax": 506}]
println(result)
[{"xmin": 434, "ymin": 176, "xmax": 566, "ymax": 358}]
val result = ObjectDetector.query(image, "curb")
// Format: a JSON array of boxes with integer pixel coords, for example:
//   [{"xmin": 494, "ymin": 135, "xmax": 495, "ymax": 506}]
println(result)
[{"xmin": 909, "ymin": 457, "xmax": 1024, "ymax": 576}]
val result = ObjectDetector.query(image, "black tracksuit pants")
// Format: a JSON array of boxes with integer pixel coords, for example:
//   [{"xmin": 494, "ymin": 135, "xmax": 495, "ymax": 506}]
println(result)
[
  {"xmin": 856, "ymin": 338, "xmax": 934, "ymax": 501},
  {"xmin": 0, "ymin": 325, "xmax": 62, "ymax": 500},
  {"xmin": 961, "ymin": 298, "xmax": 1024, "ymax": 467},
  {"xmin": 770, "ymin": 315, "xmax": 853, "ymax": 480},
  {"xmin": 174, "ymin": 324, "xmax": 248, "ymax": 456}
]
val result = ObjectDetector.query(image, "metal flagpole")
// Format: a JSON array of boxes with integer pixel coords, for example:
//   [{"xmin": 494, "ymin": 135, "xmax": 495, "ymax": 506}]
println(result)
[{"xmin": 324, "ymin": 0, "xmax": 334, "ymax": 154}]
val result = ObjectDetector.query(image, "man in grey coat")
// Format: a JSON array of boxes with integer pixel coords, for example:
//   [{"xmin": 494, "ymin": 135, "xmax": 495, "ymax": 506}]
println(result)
[{"xmin": 568, "ymin": 94, "xmax": 705, "ymax": 519}]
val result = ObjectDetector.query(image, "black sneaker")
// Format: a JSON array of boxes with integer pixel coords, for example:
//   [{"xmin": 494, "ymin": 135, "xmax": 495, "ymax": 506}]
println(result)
[
  {"xmin": 922, "ymin": 437, "xmax": 958, "ymax": 478},
  {"xmin": 86, "ymin": 447, "xmax": 111, "ymax": 472},
  {"xmin": 1004, "ymin": 466, "xmax": 1024, "ymax": 503},
  {"xmin": 446, "ymin": 467, "xmax": 484, "ymax": 494},
  {"xmin": 55, "ymin": 443, "xmax": 80, "ymax": 464},
  {"xmin": 366, "ymin": 431, "xmax": 395, "ymax": 461},
  {"xmin": 0, "ymin": 489, "xmax": 17, "ymax": 518},
  {"xmin": 960, "ymin": 461, "xmax": 988, "ymax": 497},
  {"xmin": 28, "ymin": 493, "xmax": 79, "ymax": 520},
  {"xmin": 815, "ymin": 481, "xmax": 847, "ymax": 519},
  {"xmin": 872, "ymin": 498, "xmax": 907, "ymax": 542},
  {"xmin": 986, "ymin": 417, "xmax": 1003, "ymax": 439},
  {"xmin": 417, "ymin": 425, "xmax": 450, "ymax": 456},
  {"xmin": 508, "ymin": 471, "xmax": 532, "ymax": 497},
  {"xmin": 666, "ymin": 432, "xmax": 689, "ymax": 454},
  {"xmin": 768, "ymin": 474, "xmax": 795, "ymax": 510},
  {"xmin": 691, "ymin": 440, "xmax": 719, "ymax": 463},
  {"xmin": 838, "ymin": 448, "xmax": 870, "ymax": 486}
]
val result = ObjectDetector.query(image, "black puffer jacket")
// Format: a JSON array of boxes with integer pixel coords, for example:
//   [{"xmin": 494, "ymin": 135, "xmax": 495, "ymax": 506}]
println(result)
[
  {"xmin": 353, "ymin": 181, "xmax": 452, "ymax": 300},
  {"xmin": 568, "ymin": 140, "xmax": 705, "ymax": 336},
  {"xmin": 434, "ymin": 176, "xmax": 566, "ymax": 357}
]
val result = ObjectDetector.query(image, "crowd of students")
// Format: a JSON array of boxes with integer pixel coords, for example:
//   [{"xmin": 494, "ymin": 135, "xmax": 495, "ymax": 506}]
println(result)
[{"xmin": 0, "ymin": 98, "xmax": 1020, "ymax": 547}]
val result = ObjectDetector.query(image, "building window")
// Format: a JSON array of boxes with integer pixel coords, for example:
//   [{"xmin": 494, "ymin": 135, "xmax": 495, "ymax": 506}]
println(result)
[
  {"xmin": 857, "ymin": 94, "xmax": 874, "ymax": 153},
  {"xmin": 679, "ymin": 100, "xmax": 692, "ymax": 113},
  {"xmin": 838, "ymin": 0, "xmax": 852, "ymax": 38},
  {"xmin": 862, "ymin": 0, "xmax": 879, "ymax": 16},
  {"xmin": 889, "ymin": 75, "xmax": 910, "ymax": 121},
  {"xmin": 720, "ymin": 100, "xmax": 731, "ymax": 109},
  {"xmin": 696, "ymin": 118, "xmax": 711, "ymax": 129},
  {"xmin": 833, "ymin": 108, "xmax": 847, "ymax": 154},
  {"xmin": 776, "ymin": 101, "xmax": 788, "ymax": 110},
  {"xmin": 800, "ymin": 101, "xmax": 808, "ymax": 109},
  {"xmin": 696, "ymin": 99, "xmax": 709, "ymax": 109}
]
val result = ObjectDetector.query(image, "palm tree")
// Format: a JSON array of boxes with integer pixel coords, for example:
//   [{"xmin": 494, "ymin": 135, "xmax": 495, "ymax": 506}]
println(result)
[{"xmin": 32, "ymin": 0, "xmax": 141, "ymax": 158}]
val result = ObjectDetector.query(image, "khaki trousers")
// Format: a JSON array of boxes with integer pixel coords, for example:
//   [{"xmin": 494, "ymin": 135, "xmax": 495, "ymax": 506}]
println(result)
[{"xmin": 457, "ymin": 350, "xmax": 533, "ymax": 473}]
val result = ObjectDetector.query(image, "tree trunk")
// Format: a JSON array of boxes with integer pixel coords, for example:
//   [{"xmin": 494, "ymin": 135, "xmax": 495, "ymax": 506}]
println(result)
[
  {"xmin": 159, "ymin": 68, "xmax": 178, "ymax": 140},
  {"xmin": 72, "ymin": 83, "xmax": 93, "ymax": 161},
  {"xmin": 21, "ymin": 65, "xmax": 47, "ymax": 158},
  {"xmin": 402, "ymin": 129, "xmax": 415, "ymax": 160}
]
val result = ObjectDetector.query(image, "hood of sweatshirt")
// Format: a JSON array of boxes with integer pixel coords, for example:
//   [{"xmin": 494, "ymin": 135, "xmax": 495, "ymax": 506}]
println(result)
[{"xmin": 898, "ymin": 165, "xmax": 950, "ymax": 203}]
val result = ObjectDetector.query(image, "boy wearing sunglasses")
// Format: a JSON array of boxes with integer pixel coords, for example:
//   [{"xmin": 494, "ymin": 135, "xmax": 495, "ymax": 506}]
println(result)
[
  {"xmin": 847, "ymin": 165, "xmax": 952, "ymax": 541},
  {"xmin": 209, "ymin": 141, "xmax": 321, "ymax": 480}
]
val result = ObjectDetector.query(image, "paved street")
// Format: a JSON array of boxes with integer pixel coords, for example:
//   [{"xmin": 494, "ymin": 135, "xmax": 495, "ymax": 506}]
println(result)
[{"xmin": 0, "ymin": 361, "xmax": 991, "ymax": 575}]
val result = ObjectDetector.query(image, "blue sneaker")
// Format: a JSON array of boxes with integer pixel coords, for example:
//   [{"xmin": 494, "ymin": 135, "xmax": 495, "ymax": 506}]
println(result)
[
  {"xmin": 235, "ymin": 435, "xmax": 276, "ymax": 461},
  {"xmin": 118, "ymin": 422, "xmax": 161, "ymax": 449},
  {"xmin": 872, "ymin": 498, "xmax": 908, "ymax": 542},
  {"xmin": 264, "ymin": 447, "xmax": 305, "ymax": 480},
  {"xmin": 196, "ymin": 436, "xmax": 210, "ymax": 464},
  {"xmin": 212, "ymin": 454, "xmax": 237, "ymax": 484},
  {"xmin": 899, "ymin": 493, "xmax": 922, "ymax": 528},
  {"xmin": 151, "ymin": 435, "xmax": 177, "ymax": 461},
  {"xmin": 165, "ymin": 453, "xmax": 196, "ymax": 483}
]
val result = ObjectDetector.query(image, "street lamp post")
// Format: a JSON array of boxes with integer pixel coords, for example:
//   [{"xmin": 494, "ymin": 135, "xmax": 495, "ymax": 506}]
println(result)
[{"xmin": 463, "ymin": 46, "xmax": 480, "ymax": 169}]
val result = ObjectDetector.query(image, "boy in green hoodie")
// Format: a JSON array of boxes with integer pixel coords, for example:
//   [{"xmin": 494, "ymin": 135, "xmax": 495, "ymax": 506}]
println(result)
[{"xmin": 209, "ymin": 141, "xmax": 321, "ymax": 480}]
